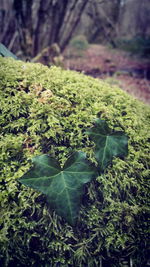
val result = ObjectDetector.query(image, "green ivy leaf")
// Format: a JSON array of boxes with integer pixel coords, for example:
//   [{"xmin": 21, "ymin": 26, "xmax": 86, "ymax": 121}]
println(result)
[
  {"xmin": 86, "ymin": 119, "xmax": 128, "ymax": 171},
  {"xmin": 19, "ymin": 152, "xmax": 97, "ymax": 225},
  {"xmin": 0, "ymin": 43, "xmax": 18, "ymax": 60}
]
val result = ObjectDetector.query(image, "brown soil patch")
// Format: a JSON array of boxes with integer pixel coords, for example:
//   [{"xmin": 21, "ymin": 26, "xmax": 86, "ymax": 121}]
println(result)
[{"xmin": 63, "ymin": 44, "xmax": 150, "ymax": 104}]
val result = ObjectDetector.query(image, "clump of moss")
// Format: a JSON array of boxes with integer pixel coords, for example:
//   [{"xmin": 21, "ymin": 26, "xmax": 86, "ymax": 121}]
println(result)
[{"xmin": 0, "ymin": 57, "xmax": 150, "ymax": 266}]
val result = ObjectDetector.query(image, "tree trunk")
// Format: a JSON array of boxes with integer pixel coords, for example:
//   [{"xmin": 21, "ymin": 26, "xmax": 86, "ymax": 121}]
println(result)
[{"xmin": 0, "ymin": 0, "xmax": 89, "ymax": 58}]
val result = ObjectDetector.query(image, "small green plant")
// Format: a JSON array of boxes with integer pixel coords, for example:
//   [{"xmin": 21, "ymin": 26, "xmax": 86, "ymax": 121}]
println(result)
[
  {"xmin": 67, "ymin": 35, "xmax": 89, "ymax": 58},
  {"xmin": 69, "ymin": 35, "xmax": 89, "ymax": 51},
  {"xmin": 19, "ymin": 119, "xmax": 128, "ymax": 225}
]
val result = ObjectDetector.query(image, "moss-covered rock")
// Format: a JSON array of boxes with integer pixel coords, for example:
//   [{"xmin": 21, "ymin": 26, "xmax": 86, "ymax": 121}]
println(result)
[{"xmin": 0, "ymin": 57, "xmax": 149, "ymax": 267}]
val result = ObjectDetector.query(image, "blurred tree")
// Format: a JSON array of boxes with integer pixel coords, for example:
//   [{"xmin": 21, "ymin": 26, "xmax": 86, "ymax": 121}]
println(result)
[
  {"xmin": 74, "ymin": 0, "xmax": 121, "ymax": 45},
  {"xmin": 74, "ymin": 0, "xmax": 150, "ymax": 46},
  {"xmin": 1, "ymin": 0, "xmax": 149, "ymax": 59},
  {"xmin": 118, "ymin": 0, "xmax": 150, "ymax": 39},
  {"xmin": 0, "ymin": 0, "xmax": 88, "ymax": 58}
]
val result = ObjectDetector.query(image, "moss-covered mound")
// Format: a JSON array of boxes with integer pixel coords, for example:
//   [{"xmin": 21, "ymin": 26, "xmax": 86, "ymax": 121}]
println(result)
[{"xmin": 0, "ymin": 57, "xmax": 150, "ymax": 267}]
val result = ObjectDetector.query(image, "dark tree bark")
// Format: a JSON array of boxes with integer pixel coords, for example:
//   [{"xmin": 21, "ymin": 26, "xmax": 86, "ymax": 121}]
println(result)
[
  {"xmin": 74, "ymin": 0, "xmax": 121, "ymax": 45},
  {"xmin": 13, "ymin": 0, "xmax": 33, "ymax": 57},
  {"xmin": 0, "ymin": 0, "xmax": 89, "ymax": 58},
  {"xmin": 1, "ymin": 0, "xmax": 149, "ymax": 59},
  {"xmin": 58, "ymin": 0, "xmax": 88, "ymax": 50}
]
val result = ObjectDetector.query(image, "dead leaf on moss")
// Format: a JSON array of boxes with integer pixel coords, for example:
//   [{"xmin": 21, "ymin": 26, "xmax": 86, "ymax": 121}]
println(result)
[
  {"xmin": 23, "ymin": 137, "xmax": 37, "ymax": 154},
  {"xmin": 32, "ymin": 84, "xmax": 44, "ymax": 96},
  {"xmin": 37, "ymin": 89, "xmax": 53, "ymax": 103}
]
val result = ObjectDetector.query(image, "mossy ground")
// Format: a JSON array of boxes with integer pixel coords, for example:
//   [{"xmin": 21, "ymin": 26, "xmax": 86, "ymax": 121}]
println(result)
[{"xmin": 0, "ymin": 57, "xmax": 150, "ymax": 266}]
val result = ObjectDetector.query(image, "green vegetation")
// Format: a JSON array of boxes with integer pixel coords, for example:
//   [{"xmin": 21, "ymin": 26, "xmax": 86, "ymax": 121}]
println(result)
[
  {"xmin": 69, "ymin": 35, "xmax": 89, "ymax": 51},
  {"xmin": 0, "ymin": 57, "xmax": 150, "ymax": 266},
  {"xmin": 115, "ymin": 36, "xmax": 150, "ymax": 57},
  {"xmin": 19, "ymin": 119, "xmax": 128, "ymax": 226},
  {"xmin": 0, "ymin": 43, "xmax": 18, "ymax": 60},
  {"xmin": 86, "ymin": 119, "xmax": 128, "ymax": 171},
  {"xmin": 67, "ymin": 35, "xmax": 89, "ymax": 58},
  {"xmin": 19, "ymin": 152, "xmax": 97, "ymax": 226}
]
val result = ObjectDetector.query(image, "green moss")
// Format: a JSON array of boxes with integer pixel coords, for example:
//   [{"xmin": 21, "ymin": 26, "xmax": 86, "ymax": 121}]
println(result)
[{"xmin": 0, "ymin": 57, "xmax": 150, "ymax": 266}]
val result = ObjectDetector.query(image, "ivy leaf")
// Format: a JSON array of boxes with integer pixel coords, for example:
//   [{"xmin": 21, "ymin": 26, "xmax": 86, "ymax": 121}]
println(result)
[
  {"xmin": 86, "ymin": 119, "xmax": 128, "ymax": 171},
  {"xmin": 0, "ymin": 43, "xmax": 18, "ymax": 59},
  {"xmin": 19, "ymin": 152, "xmax": 97, "ymax": 225}
]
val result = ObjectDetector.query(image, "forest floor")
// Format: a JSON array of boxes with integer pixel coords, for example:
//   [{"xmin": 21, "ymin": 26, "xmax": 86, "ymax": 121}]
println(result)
[{"xmin": 63, "ymin": 44, "xmax": 150, "ymax": 104}]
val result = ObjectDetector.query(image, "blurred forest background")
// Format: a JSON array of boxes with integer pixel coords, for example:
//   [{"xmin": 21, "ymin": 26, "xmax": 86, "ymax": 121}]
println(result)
[{"xmin": 0, "ymin": 0, "xmax": 150, "ymax": 103}]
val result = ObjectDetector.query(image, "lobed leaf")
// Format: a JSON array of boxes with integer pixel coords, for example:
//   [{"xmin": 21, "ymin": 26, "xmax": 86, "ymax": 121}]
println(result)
[
  {"xmin": 19, "ymin": 151, "xmax": 97, "ymax": 225},
  {"xmin": 86, "ymin": 119, "xmax": 128, "ymax": 171}
]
